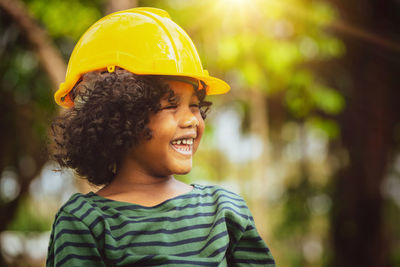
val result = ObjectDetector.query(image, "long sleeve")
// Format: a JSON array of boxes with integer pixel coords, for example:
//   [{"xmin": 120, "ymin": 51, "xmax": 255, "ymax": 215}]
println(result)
[
  {"xmin": 46, "ymin": 210, "xmax": 106, "ymax": 267},
  {"xmin": 226, "ymin": 203, "xmax": 276, "ymax": 266}
]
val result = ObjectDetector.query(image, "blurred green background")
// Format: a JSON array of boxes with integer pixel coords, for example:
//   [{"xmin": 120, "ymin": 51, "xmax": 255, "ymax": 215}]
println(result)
[{"xmin": 0, "ymin": 0, "xmax": 399, "ymax": 266}]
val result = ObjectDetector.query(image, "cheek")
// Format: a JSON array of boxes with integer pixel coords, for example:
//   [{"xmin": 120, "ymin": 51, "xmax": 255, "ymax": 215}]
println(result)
[
  {"xmin": 198, "ymin": 118, "xmax": 205, "ymax": 138},
  {"xmin": 147, "ymin": 114, "xmax": 176, "ymax": 139},
  {"xmin": 194, "ymin": 115, "xmax": 205, "ymax": 152}
]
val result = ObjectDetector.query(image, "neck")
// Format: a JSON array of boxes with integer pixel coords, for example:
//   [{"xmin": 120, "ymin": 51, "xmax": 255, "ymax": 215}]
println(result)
[
  {"xmin": 98, "ymin": 156, "xmax": 176, "ymax": 194},
  {"xmin": 113, "ymin": 169, "xmax": 175, "ymax": 189},
  {"xmin": 95, "ymin": 156, "xmax": 193, "ymax": 205}
]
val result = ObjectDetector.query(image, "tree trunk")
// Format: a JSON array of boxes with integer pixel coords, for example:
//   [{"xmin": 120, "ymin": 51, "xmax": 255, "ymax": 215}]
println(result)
[
  {"xmin": 0, "ymin": 0, "xmax": 67, "ymax": 264},
  {"xmin": 328, "ymin": 0, "xmax": 400, "ymax": 266},
  {"xmin": 105, "ymin": 0, "xmax": 137, "ymax": 14}
]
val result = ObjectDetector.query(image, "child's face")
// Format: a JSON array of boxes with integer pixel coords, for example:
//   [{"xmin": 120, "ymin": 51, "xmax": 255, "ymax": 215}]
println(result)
[{"xmin": 127, "ymin": 80, "xmax": 205, "ymax": 177}]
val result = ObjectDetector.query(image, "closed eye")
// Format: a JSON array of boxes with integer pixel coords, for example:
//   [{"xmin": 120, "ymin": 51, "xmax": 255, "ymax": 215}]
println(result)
[
  {"xmin": 162, "ymin": 105, "xmax": 178, "ymax": 110},
  {"xmin": 190, "ymin": 103, "xmax": 200, "ymax": 108}
]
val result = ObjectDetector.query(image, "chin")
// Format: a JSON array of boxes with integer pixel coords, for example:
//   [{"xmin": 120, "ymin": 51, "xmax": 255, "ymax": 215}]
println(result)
[
  {"xmin": 173, "ymin": 164, "xmax": 192, "ymax": 175},
  {"xmin": 175, "ymin": 168, "xmax": 191, "ymax": 175},
  {"xmin": 169, "ymin": 157, "xmax": 193, "ymax": 174}
]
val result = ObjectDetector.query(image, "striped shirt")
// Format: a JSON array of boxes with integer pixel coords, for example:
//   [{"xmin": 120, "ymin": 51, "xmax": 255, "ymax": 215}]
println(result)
[{"xmin": 46, "ymin": 184, "xmax": 275, "ymax": 266}]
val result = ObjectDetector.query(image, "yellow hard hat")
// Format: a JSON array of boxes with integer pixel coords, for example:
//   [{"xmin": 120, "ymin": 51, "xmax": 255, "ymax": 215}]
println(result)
[{"xmin": 55, "ymin": 7, "xmax": 230, "ymax": 108}]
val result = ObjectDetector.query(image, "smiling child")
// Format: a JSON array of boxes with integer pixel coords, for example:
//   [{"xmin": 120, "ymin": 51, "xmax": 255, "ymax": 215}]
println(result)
[{"xmin": 46, "ymin": 7, "xmax": 275, "ymax": 266}]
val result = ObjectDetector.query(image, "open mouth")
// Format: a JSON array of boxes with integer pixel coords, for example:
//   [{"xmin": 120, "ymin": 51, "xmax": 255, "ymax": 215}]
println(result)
[{"xmin": 170, "ymin": 138, "xmax": 194, "ymax": 155}]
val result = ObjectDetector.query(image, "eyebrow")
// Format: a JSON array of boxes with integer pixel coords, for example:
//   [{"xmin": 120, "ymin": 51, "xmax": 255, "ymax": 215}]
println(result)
[{"xmin": 166, "ymin": 93, "xmax": 199, "ymax": 104}]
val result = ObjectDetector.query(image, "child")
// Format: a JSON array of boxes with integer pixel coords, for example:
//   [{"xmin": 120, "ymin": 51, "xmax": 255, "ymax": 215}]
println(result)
[{"xmin": 47, "ymin": 7, "xmax": 275, "ymax": 266}]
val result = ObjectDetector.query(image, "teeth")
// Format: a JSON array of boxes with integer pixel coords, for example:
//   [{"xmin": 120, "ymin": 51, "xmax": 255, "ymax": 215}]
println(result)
[{"xmin": 172, "ymin": 138, "xmax": 194, "ymax": 145}]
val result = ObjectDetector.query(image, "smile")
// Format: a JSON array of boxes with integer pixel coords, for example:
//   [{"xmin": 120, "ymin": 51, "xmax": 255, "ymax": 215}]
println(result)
[{"xmin": 170, "ymin": 138, "xmax": 194, "ymax": 156}]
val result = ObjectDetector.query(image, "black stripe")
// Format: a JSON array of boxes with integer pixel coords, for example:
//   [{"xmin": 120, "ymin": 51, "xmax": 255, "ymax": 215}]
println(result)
[
  {"xmin": 216, "ymin": 206, "xmax": 249, "ymax": 220},
  {"xmin": 60, "ymin": 194, "xmax": 81, "ymax": 210},
  {"xmin": 92, "ymin": 192, "xmax": 196, "ymax": 207},
  {"xmin": 201, "ymin": 185, "xmax": 243, "ymax": 198},
  {"xmin": 78, "ymin": 207, "xmax": 97, "ymax": 221},
  {"xmin": 166, "ymin": 196, "xmax": 248, "ymax": 212},
  {"xmin": 61, "ymin": 196, "xmax": 247, "ymax": 233},
  {"xmin": 104, "ymin": 235, "xmax": 205, "ymax": 250},
  {"xmin": 227, "ymin": 228, "xmax": 238, "ymax": 244},
  {"xmin": 245, "ymin": 224, "xmax": 255, "ymax": 231},
  {"xmin": 92, "ymin": 188, "xmax": 244, "ymax": 210},
  {"xmin": 69, "ymin": 200, "xmax": 87, "ymax": 214},
  {"xmin": 54, "ymin": 229, "xmax": 91, "ymax": 241},
  {"xmin": 235, "ymin": 246, "xmax": 270, "ymax": 253},
  {"xmin": 225, "ymin": 217, "xmax": 246, "ymax": 233},
  {"xmin": 100, "ymin": 205, "xmax": 110, "ymax": 211},
  {"xmin": 55, "ymin": 216, "xmax": 80, "ymax": 227},
  {"xmin": 105, "ymin": 252, "xmax": 140, "ymax": 265},
  {"xmin": 56, "ymin": 253, "xmax": 102, "ymax": 267},
  {"xmin": 95, "ymin": 198, "xmax": 245, "ymax": 221},
  {"xmin": 172, "ymin": 231, "xmax": 229, "ymax": 257},
  {"xmin": 113, "ymin": 254, "xmax": 156, "ymax": 266},
  {"xmin": 208, "ymin": 243, "xmax": 229, "ymax": 257},
  {"xmin": 75, "ymin": 197, "xmax": 245, "ymax": 224},
  {"xmin": 197, "ymin": 188, "xmax": 245, "ymax": 203},
  {"xmin": 241, "ymin": 236, "xmax": 263, "ymax": 242},
  {"xmin": 55, "ymin": 241, "xmax": 97, "ymax": 255},
  {"xmin": 233, "ymin": 258, "xmax": 275, "ymax": 264},
  {"xmin": 147, "ymin": 259, "xmax": 218, "ymax": 266},
  {"xmin": 104, "ymin": 232, "xmax": 226, "ymax": 250},
  {"xmin": 133, "ymin": 254, "xmax": 156, "ymax": 264},
  {"xmin": 103, "ymin": 212, "xmax": 144, "ymax": 220},
  {"xmin": 104, "ymin": 217, "xmax": 226, "ymax": 241},
  {"xmin": 89, "ymin": 216, "xmax": 103, "ymax": 229},
  {"xmin": 110, "ymin": 192, "xmax": 191, "ymax": 210},
  {"xmin": 83, "ymin": 203, "xmax": 144, "ymax": 220},
  {"xmin": 193, "ymin": 231, "xmax": 229, "ymax": 254},
  {"xmin": 54, "ymin": 207, "xmax": 100, "ymax": 229},
  {"xmin": 110, "ymin": 207, "xmax": 249, "ymax": 231}
]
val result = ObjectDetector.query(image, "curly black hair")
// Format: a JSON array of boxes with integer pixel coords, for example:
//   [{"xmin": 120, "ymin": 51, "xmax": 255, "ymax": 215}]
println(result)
[{"xmin": 51, "ymin": 68, "xmax": 211, "ymax": 186}]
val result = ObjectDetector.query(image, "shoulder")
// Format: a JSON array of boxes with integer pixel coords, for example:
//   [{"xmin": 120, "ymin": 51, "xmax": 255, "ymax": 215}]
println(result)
[
  {"xmin": 52, "ymin": 192, "xmax": 102, "ymax": 229},
  {"xmin": 193, "ymin": 184, "xmax": 246, "ymax": 202},
  {"xmin": 193, "ymin": 184, "xmax": 251, "ymax": 218}
]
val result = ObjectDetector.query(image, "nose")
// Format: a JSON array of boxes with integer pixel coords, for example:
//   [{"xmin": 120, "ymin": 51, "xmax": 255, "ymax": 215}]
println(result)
[{"xmin": 180, "ymin": 107, "xmax": 199, "ymax": 128}]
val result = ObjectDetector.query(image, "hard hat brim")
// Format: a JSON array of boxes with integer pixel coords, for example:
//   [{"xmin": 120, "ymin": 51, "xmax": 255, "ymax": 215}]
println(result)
[{"xmin": 54, "ymin": 69, "xmax": 230, "ymax": 108}]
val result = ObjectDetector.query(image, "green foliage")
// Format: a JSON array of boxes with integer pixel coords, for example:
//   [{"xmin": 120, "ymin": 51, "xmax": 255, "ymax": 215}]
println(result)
[
  {"xmin": 285, "ymin": 70, "xmax": 345, "ymax": 121},
  {"xmin": 7, "ymin": 197, "xmax": 53, "ymax": 232},
  {"xmin": 0, "ymin": 27, "xmax": 56, "ymax": 146},
  {"xmin": 307, "ymin": 117, "xmax": 340, "ymax": 139},
  {"xmin": 1, "ymin": 0, "xmax": 351, "ymax": 266},
  {"xmin": 312, "ymin": 85, "xmax": 344, "ymax": 115},
  {"xmin": 262, "ymin": 42, "xmax": 301, "ymax": 77},
  {"xmin": 26, "ymin": 0, "xmax": 102, "ymax": 40}
]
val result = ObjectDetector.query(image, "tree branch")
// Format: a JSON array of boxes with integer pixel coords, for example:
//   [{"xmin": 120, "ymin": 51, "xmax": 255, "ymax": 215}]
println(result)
[{"xmin": 0, "ymin": 0, "xmax": 66, "ymax": 89}]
